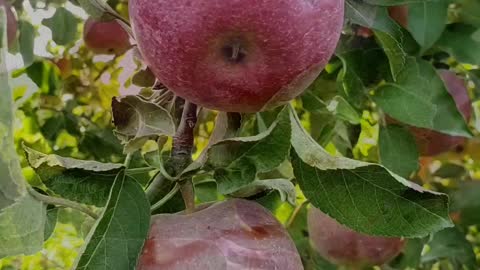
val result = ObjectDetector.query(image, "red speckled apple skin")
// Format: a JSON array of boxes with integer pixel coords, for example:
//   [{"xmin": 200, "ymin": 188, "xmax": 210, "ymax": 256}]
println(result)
[
  {"xmin": 307, "ymin": 207, "xmax": 405, "ymax": 269},
  {"xmin": 129, "ymin": 0, "xmax": 344, "ymax": 112},
  {"xmin": 83, "ymin": 18, "xmax": 131, "ymax": 55},
  {"xmin": 137, "ymin": 199, "xmax": 303, "ymax": 270}
]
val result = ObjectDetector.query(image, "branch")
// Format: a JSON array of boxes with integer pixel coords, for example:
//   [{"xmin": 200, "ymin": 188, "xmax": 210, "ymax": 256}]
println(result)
[
  {"xmin": 28, "ymin": 188, "xmax": 99, "ymax": 219},
  {"xmin": 286, "ymin": 200, "xmax": 309, "ymax": 228},
  {"xmin": 145, "ymin": 99, "xmax": 198, "ymax": 211}
]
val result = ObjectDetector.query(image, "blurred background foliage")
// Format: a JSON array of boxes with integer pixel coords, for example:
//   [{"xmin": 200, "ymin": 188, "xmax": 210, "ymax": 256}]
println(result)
[{"xmin": 1, "ymin": 0, "xmax": 480, "ymax": 269}]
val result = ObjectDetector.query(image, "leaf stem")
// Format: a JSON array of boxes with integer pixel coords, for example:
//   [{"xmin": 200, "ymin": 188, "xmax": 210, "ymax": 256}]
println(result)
[
  {"xmin": 124, "ymin": 153, "xmax": 133, "ymax": 168},
  {"xmin": 286, "ymin": 200, "xmax": 309, "ymax": 229},
  {"xmin": 150, "ymin": 183, "xmax": 180, "ymax": 212},
  {"xmin": 28, "ymin": 188, "xmax": 99, "ymax": 219}
]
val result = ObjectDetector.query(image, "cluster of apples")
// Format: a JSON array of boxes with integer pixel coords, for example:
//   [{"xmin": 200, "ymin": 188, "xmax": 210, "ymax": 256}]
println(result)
[
  {"xmin": 123, "ymin": 0, "xmax": 409, "ymax": 269},
  {"xmin": 76, "ymin": 0, "xmax": 469, "ymax": 269}
]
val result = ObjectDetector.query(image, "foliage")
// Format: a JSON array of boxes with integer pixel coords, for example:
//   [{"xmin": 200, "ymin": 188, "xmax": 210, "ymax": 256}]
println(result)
[{"xmin": 1, "ymin": 0, "xmax": 480, "ymax": 269}]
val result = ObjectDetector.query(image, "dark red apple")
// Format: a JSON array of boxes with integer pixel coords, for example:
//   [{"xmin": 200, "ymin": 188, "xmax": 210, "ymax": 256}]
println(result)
[
  {"xmin": 388, "ymin": 6, "xmax": 408, "ymax": 28},
  {"xmin": 83, "ymin": 18, "xmax": 131, "ymax": 55},
  {"xmin": 0, "ymin": 0, "xmax": 17, "ymax": 48},
  {"xmin": 410, "ymin": 70, "xmax": 472, "ymax": 157},
  {"xmin": 129, "ymin": 0, "xmax": 344, "ymax": 112},
  {"xmin": 307, "ymin": 207, "xmax": 405, "ymax": 269},
  {"xmin": 137, "ymin": 199, "xmax": 302, "ymax": 270}
]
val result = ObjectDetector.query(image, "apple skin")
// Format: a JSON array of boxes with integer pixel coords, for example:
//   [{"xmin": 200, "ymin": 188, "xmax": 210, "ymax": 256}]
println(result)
[
  {"xmin": 0, "ymin": 0, "xmax": 17, "ymax": 48},
  {"xmin": 137, "ymin": 199, "xmax": 303, "ymax": 270},
  {"xmin": 307, "ymin": 207, "xmax": 405, "ymax": 269},
  {"xmin": 129, "ymin": 0, "xmax": 344, "ymax": 112},
  {"xmin": 410, "ymin": 70, "xmax": 472, "ymax": 157},
  {"xmin": 388, "ymin": 6, "xmax": 408, "ymax": 28},
  {"xmin": 83, "ymin": 18, "xmax": 131, "ymax": 55}
]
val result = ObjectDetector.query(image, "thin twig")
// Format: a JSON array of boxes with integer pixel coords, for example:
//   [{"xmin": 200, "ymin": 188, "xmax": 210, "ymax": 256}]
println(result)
[
  {"xmin": 150, "ymin": 183, "xmax": 181, "ymax": 212},
  {"xmin": 28, "ymin": 188, "xmax": 99, "ymax": 219},
  {"xmin": 286, "ymin": 200, "xmax": 310, "ymax": 228}
]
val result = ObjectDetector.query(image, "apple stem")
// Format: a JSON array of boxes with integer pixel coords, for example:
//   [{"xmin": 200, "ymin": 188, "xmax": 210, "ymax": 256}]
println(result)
[
  {"xmin": 231, "ymin": 44, "xmax": 240, "ymax": 61},
  {"xmin": 172, "ymin": 101, "xmax": 198, "ymax": 213},
  {"xmin": 285, "ymin": 200, "xmax": 309, "ymax": 228}
]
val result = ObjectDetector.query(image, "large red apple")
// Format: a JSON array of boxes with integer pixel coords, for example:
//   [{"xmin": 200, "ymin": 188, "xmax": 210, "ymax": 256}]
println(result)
[
  {"xmin": 137, "ymin": 199, "xmax": 303, "ymax": 270},
  {"xmin": 410, "ymin": 70, "xmax": 472, "ymax": 156},
  {"xmin": 83, "ymin": 18, "xmax": 131, "ymax": 55},
  {"xmin": 307, "ymin": 207, "xmax": 405, "ymax": 269},
  {"xmin": 0, "ymin": 0, "xmax": 17, "ymax": 48},
  {"xmin": 129, "ymin": 0, "xmax": 344, "ymax": 112}
]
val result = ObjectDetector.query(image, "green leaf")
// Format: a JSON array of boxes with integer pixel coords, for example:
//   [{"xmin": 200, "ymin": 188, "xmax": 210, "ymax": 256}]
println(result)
[
  {"xmin": 0, "ymin": 193, "xmax": 46, "ymax": 259},
  {"xmin": 407, "ymin": 0, "xmax": 448, "ymax": 52},
  {"xmin": 437, "ymin": 24, "xmax": 480, "ymax": 66},
  {"xmin": 345, "ymin": 0, "xmax": 399, "ymax": 34},
  {"xmin": 373, "ymin": 57, "xmax": 472, "ymax": 137},
  {"xmin": 455, "ymin": 0, "xmax": 480, "ymax": 27},
  {"xmin": 336, "ymin": 47, "xmax": 389, "ymax": 109},
  {"xmin": 289, "ymin": 106, "xmax": 452, "ymax": 238},
  {"xmin": 0, "ymin": 15, "xmax": 46, "ymax": 259},
  {"xmin": 230, "ymin": 179, "xmax": 296, "ymax": 205},
  {"xmin": 44, "ymin": 207, "xmax": 58, "ymax": 241},
  {"xmin": 112, "ymin": 95, "xmax": 175, "ymax": 154},
  {"xmin": 379, "ymin": 125, "xmax": 419, "ymax": 178},
  {"xmin": 25, "ymin": 146, "xmax": 123, "ymax": 206},
  {"xmin": 74, "ymin": 171, "xmax": 150, "ymax": 270},
  {"xmin": 18, "ymin": 20, "xmax": 35, "ymax": 67},
  {"xmin": 422, "ymin": 227, "xmax": 478, "ymax": 269},
  {"xmin": 207, "ymin": 107, "xmax": 291, "ymax": 194},
  {"xmin": 42, "ymin": 7, "xmax": 79, "ymax": 46},
  {"xmin": 390, "ymin": 238, "xmax": 425, "ymax": 269},
  {"xmin": 374, "ymin": 30, "xmax": 408, "ymax": 81},
  {"xmin": 450, "ymin": 181, "xmax": 480, "ymax": 226},
  {"xmin": 0, "ymin": 11, "xmax": 25, "ymax": 210}
]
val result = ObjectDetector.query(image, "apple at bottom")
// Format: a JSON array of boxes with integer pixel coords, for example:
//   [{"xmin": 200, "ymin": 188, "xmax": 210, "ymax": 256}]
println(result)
[{"xmin": 137, "ymin": 199, "xmax": 303, "ymax": 270}]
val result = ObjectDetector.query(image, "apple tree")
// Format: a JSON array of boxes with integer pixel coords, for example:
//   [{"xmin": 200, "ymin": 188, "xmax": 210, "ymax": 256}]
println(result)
[{"xmin": 1, "ymin": 0, "xmax": 480, "ymax": 269}]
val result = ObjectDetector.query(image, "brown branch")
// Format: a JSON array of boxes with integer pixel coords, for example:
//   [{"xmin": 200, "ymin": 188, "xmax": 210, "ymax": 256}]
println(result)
[{"xmin": 145, "ymin": 99, "xmax": 198, "ymax": 212}]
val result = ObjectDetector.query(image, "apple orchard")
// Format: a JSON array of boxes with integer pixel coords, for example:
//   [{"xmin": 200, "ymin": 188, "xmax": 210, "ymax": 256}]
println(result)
[{"xmin": 1, "ymin": 0, "xmax": 480, "ymax": 270}]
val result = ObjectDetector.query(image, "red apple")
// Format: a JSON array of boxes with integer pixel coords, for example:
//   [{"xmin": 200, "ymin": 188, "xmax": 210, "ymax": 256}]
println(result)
[
  {"xmin": 83, "ymin": 17, "xmax": 131, "ymax": 55},
  {"xmin": 410, "ymin": 70, "xmax": 472, "ymax": 157},
  {"xmin": 0, "ymin": 0, "xmax": 17, "ymax": 48},
  {"xmin": 388, "ymin": 6, "xmax": 408, "ymax": 28},
  {"xmin": 137, "ymin": 199, "xmax": 302, "ymax": 270},
  {"xmin": 308, "ymin": 207, "xmax": 405, "ymax": 269},
  {"xmin": 129, "ymin": 0, "xmax": 344, "ymax": 112}
]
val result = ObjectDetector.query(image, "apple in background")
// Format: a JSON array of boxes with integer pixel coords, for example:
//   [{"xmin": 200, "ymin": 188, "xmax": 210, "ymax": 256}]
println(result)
[
  {"xmin": 0, "ymin": 0, "xmax": 17, "ymax": 48},
  {"xmin": 410, "ymin": 70, "xmax": 472, "ymax": 157},
  {"xmin": 137, "ymin": 199, "xmax": 303, "ymax": 270},
  {"xmin": 308, "ymin": 207, "xmax": 405, "ymax": 269},
  {"xmin": 83, "ymin": 17, "xmax": 131, "ymax": 55},
  {"xmin": 129, "ymin": 0, "xmax": 344, "ymax": 112},
  {"xmin": 388, "ymin": 5, "xmax": 408, "ymax": 28},
  {"xmin": 356, "ymin": 5, "xmax": 408, "ymax": 37}
]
